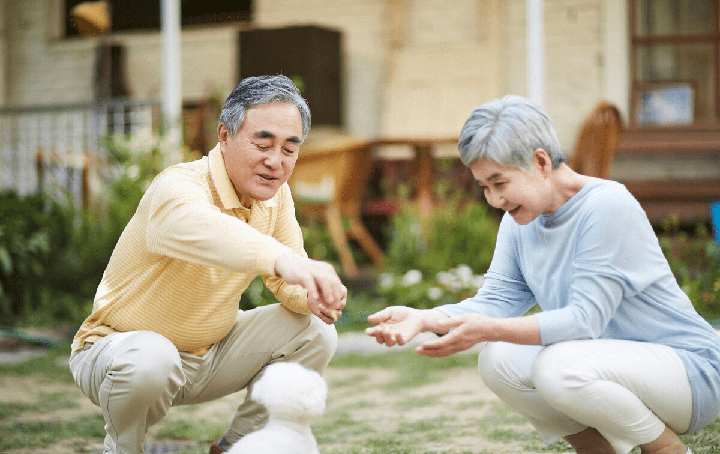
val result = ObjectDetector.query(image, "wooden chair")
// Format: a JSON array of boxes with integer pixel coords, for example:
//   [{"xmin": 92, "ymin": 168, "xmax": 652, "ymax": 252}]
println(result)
[
  {"xmin": 289, "ymin": 137, "xmax": 385, "ymax": 277},
  {"xmin": 570, "ymin": 102, "xmax": 623, "ymax": 179}
]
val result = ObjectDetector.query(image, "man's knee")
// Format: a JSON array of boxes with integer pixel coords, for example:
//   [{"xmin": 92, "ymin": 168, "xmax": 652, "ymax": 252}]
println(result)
[
  {"xmin": 108, "ymin": 332, "xmax": 184, "ymax": 397},
  {"xmin": 309, "ymin": 315, "xmax": 338, "ymax": 360},
  {"xmin": 252, "ymin": 305, "xmax": 337, "ymax": 367}
]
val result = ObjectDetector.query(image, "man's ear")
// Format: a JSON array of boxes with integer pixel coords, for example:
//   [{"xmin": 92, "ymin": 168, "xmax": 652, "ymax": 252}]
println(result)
[{"xmin": 217, "ymin": 122, "xmax": 229, "ymax": 146}]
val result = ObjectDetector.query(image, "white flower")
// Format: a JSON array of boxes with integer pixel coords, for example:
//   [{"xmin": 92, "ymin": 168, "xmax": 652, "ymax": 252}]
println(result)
[
  {"xmin": 402, "ymin": 269, "xmax": 423, "ymax": 286},
  {"xmin": 454, "ymin": 264, "xmax": 474, "ymax": 286},
  {"xmin": 126, "ymin": 164, "xmax": 140, "ymax": 180},
  {"xmin": 446, "ymin": 277, "xmax": 462, "ymax": 293},
  {"xmin": 377, "ymin": 272, "xmax": 395, "ymax": 290},
  {"xmin": 427, "ymin": 287, "xmax": 443, "ymax": 300},
  {"xmin": 436, "ymin": 271, "xmax": 451, "ymax": 285},
  {"xmin": 472, "ymin": 275, "xmax": 486, "ymax": 289}
]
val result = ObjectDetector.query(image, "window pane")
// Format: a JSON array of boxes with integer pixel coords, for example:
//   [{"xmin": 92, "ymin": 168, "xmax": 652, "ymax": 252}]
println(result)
[
  {"xmin": 635, "ymin": 0, "xmax": 715, "ymax": 36},
  {"xmin": 635, "ymin": 43, "xmax": 716, "ymax": 123}
]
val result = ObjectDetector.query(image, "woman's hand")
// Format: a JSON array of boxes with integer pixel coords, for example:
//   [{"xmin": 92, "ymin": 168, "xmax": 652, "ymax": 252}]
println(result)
[
  {"xmin": 418, "ymin": 313, "xmax": 542, "ymax": 356},
  {"xmin": 366, "ymin": 306, "xmax": 448, "ymax": 347},
  {"xmin": 416, "ymin": 314, "xmax": 492, "ymax": 357}
]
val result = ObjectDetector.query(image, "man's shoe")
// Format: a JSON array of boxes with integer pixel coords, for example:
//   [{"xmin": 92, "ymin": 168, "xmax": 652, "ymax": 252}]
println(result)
[{"xmin": 209, "ymin": 443, "xmax": 224, "ymax": 454}]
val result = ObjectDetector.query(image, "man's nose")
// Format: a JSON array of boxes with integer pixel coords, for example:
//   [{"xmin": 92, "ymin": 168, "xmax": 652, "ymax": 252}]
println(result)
[{"xmin": 264, "ymin": 148, "xmax": 282, "ymax": 168}]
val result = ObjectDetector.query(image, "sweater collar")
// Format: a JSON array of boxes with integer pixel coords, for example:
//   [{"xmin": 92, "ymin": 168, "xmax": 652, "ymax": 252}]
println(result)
[{"xmin": 208, "ymin": 143, "xmax": 277, "ymax": 210}]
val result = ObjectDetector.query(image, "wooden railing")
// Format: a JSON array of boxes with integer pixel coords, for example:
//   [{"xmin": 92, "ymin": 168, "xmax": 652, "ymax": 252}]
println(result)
[
  {"xmin": 0, "ymin": 99, "xmax": 159, "ymax": 206},
  {"xmin": 615, "ymin": 128, "xmax": 720, "ymax": 225}
]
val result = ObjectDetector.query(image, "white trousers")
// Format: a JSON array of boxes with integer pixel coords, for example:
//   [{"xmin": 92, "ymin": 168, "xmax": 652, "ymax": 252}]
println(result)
[
  {"xmin": 477, "ymin": 339, "xmax": 693, "ymax": 454},
  {"xmin": 69, "ymin": 304, "xmax": 337, "ymax": 454}
]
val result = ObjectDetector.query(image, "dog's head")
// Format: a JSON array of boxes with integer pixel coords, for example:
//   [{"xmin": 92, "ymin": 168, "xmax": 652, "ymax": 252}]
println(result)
[{"xmin": 253, "ymin": 362, "xmax": 328, "ymax": 421}]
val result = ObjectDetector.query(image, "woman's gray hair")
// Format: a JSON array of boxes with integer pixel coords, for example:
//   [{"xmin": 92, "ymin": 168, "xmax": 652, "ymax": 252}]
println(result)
[
  {"xmin": 220, "ymin": 74, "xmax": 311, "ymax": 141},
  {"xmin": 458, "ymin": 95, "xmax": 566, "ymax": 169}
]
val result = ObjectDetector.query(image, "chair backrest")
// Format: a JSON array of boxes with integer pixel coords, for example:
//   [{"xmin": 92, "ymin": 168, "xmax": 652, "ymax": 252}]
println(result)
[
  {"xmin": 570, "ymin": 102, "xmax": 623, "ymax": 179},
  {"xmin": 289, "ymin": 139, "xmax": 374, "ymax": 209}
]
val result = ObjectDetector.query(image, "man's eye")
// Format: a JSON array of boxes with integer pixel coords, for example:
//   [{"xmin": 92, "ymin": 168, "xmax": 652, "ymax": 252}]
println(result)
[{"xmin": 283, "ymin": 148, "xmax": 297, "ymax": 154}]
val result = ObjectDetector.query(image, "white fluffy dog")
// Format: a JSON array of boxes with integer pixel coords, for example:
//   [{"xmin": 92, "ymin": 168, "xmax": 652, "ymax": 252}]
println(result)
[{"xmin": 227, "ymin": 361, "xmax": 328, "ymax": 454}]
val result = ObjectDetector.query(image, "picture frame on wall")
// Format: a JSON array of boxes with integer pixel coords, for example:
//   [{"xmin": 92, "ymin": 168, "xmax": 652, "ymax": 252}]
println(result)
[{"xmin": 634, "ymin": 82, "xmax": 695, "ymax": 126}]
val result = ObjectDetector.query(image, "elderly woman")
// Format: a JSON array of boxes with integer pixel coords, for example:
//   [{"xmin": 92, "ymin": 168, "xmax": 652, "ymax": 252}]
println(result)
[{"xmin": 366, "ymin": 95, "xmax": 720, "ymax": 454}]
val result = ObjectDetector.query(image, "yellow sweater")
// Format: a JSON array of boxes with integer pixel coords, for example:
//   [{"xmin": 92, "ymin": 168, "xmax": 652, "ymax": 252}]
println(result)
[{"xmin": 71, "ymin": 145, "xmax": 309, "ymax": 356}]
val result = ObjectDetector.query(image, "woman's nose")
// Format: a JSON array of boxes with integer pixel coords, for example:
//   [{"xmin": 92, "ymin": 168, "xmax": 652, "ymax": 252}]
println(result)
[{"xmin": 485, "ymin": 190, "xmax": 504, "ymax": 209}]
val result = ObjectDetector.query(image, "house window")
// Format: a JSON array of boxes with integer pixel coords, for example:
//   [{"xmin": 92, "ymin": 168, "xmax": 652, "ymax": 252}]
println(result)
[
  {"xmin": 631, "ymin": 0, "xmax": 719, "ymax": 126},
  {"xmin": 65, "ymin": 0, "xmax": 252, "ymax": 37}
]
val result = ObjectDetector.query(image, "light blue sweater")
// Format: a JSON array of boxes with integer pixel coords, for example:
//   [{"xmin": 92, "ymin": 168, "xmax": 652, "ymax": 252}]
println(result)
[{"xmin": 438, "ymin": 179, "xmax": 720, "ymax": 432}]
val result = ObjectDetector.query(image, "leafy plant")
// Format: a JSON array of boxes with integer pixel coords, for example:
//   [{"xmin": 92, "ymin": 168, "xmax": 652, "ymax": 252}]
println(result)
[
  {"xmin": 375, "ymin": 265, "xmax": 484, "ymax": 310},
  {"xmin": 0, "ymin": 190, "xmax": 77, "ymax": 325},
  {"xmin": 658, "ymin": 217, "xmax": 720, "ymax": 322},
  {"xmin": 384, "ymin": 199, "xmax": 498, "ymax": 277},
  {"xmin": 377, "ymin": 199, "xmax": 498, "ymax": 309},
  {"xmin": 0, "ymin": 136, "xmax": 171, "ymax": 327}
]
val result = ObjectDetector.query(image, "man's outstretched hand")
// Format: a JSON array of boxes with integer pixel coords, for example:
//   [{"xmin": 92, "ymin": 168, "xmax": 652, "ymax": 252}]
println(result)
[{"xmin": 274, "ymin": 252, "xmax": 347, "ymax": 324}]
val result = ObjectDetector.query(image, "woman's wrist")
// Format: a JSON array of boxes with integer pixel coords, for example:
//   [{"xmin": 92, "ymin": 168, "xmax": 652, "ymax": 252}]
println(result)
[{"xmin": 420, "ymin": 308, "xmax": 452, "ymax": 334}]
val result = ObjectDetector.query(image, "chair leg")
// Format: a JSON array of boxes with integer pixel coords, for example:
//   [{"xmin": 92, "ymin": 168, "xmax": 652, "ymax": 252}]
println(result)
[
  {"xmin": 347, "ymin": 216, "xmax": 385, "ymax": 266},
  {"xmin": 323, "ymin": 203, "xmax": 358, "ymax": 278}
]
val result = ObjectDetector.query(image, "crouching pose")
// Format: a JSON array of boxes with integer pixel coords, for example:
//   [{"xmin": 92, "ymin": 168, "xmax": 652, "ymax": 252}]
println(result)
[
  {"xmin": 366, "ymin": 95, "xmax": 720, "ymax": 454},
  {"xmin": 69, "ymin": 75, "xmax": 345, "ymax": 454}
]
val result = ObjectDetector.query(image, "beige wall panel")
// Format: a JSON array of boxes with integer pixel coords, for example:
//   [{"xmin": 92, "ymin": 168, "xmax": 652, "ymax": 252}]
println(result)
[
  {"xmin": 255, "ymin": 0, "xmax": 387, "ymax": 137},
  {"xmin": 382, "ymin": 45, "xmax": 496, "ymax": 137},
  {"xmin": 504, "ymin": 0, "xmax": 607, "ymax": 157},
  {"xmin": 7, "ymin": 0, "xmax": 96, "ymax": 105},
  {"xmin": 118, "ymin": 28, "xmax": 237, "ymax": 101}
]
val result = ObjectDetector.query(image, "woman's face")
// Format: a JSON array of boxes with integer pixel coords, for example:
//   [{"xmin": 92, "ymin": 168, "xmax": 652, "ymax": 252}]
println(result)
[{"xmin": 469, "ymin": 151, "xmax": 554, "ymax": 225}]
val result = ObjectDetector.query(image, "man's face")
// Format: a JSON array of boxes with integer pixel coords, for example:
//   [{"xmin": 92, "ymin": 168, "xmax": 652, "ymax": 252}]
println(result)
[{"xmin": 218, "ymin": 103, "xmax": 303, "ymax": 207}]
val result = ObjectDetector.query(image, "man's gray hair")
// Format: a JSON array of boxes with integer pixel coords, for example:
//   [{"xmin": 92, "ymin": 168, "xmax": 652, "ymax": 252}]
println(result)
[
  {"xmin": 458, "ymin": 95, "xmax": 566, "ymax": 170},
  {"xmin": 220, "ymin": 74, "xmax": 311, "ymax": 141}
]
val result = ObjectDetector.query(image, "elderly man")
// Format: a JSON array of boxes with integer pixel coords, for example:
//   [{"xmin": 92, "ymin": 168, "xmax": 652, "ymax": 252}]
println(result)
[{"xmin": 69, "ymin": 75, "xmax": 346, "ymax": 454}]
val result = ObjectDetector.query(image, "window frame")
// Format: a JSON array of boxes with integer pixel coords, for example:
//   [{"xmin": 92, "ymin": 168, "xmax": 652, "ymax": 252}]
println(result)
[
  {"xmin": 629, "ymin": 0, "xmax": 720, "ymax": 129},
  {"xmin": 63, "ymin": 0, "xmax": 252, "ymax": 38}
]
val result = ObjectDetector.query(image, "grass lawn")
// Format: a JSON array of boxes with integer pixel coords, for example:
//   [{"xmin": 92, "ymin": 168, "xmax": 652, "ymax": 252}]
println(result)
[{"xmin": 1, "ymin": 346, "xmax": 719, "ymax": 454}]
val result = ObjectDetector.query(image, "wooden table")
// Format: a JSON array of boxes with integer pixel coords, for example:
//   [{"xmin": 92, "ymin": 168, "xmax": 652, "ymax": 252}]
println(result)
[{"xmin": 290, "ymin": 136, "xmax": 459, "ymax": 277}]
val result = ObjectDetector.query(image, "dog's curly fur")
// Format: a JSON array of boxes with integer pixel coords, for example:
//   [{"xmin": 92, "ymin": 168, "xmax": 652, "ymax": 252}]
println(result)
[{"xmin": 227, "ymin": 362, "xmax": 328, "ymax": 454}]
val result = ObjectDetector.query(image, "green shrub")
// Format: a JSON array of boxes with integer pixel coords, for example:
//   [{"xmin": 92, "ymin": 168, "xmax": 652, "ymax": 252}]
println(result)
[
  {"xmin": 378, "ymin": 199, "xmax": 499, "ymax": 309},
  {"xmin": 0, "ymin": 137, "xmax": 167, "ymax": 327},
  {"xmin": 385, "ymin": 199, "xmax": 498, "ymax": 277},
  {"xmin": 0, "ymin": 190, "xmax": 79, "ymax": 325},
  {"xmin": 658, "ymin": 218, "xmax": 720, "ymax": 322}
]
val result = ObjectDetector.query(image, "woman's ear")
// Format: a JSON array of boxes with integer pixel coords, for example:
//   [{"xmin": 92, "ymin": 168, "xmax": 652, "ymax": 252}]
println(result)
[{"xmin": 532, "ymin": 148, "xmax": 553, "ymax": 175}]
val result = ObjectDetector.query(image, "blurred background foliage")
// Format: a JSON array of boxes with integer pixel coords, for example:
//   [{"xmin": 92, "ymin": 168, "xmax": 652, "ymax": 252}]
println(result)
[{"xmin": 1, "ymin": 143, "xmax": 719, "ymax": 331}]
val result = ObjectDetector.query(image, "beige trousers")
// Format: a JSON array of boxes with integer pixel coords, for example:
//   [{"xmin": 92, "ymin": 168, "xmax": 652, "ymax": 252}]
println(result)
[{"xmin": 69, "ymin": 304, "xmax": 337, "ymax": 454}]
